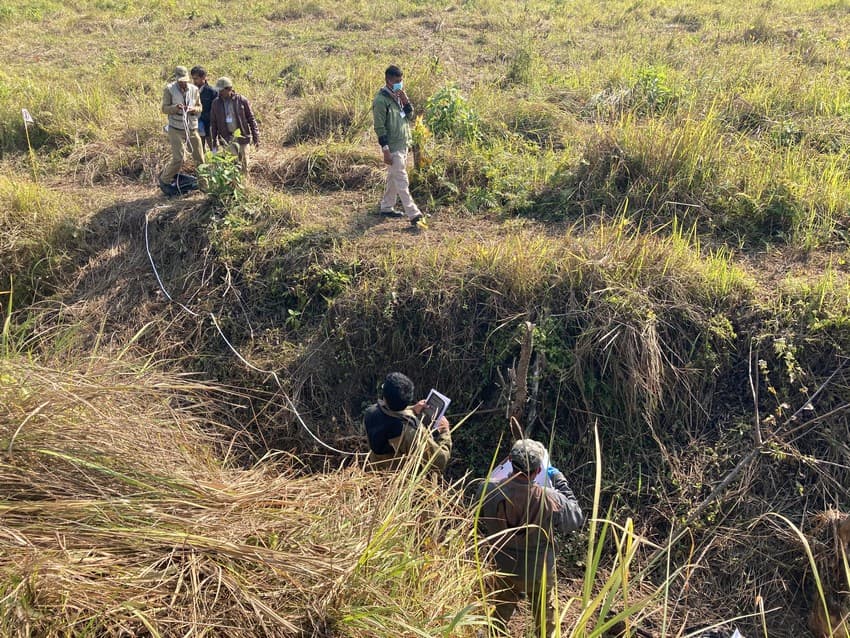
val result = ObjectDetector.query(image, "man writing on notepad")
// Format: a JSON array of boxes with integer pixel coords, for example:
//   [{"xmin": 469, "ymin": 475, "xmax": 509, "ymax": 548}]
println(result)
[{"xmin": 363, "ymin": 372, "xmax": 452, "ymax": 474}]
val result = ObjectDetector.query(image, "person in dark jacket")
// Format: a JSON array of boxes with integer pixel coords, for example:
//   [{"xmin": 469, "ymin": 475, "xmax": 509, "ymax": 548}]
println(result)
[
  {"xmin": 191, "ymin": 66, "xmax": 218, "ymax": 153},
  {"xmin": 364, "ymin": 372, "xmax": 452, "ymax": 475},
  {"xmin": 476, "ymin": 439, "xmax": 584, "ymax": 637},
  {"xmin": 209, "ymin": 77, "xmax": 260, "ymax": 178}
]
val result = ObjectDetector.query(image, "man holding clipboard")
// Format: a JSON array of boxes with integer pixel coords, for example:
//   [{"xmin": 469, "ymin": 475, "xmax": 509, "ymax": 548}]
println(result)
[{"xmin": 363, "ymin": 372, "xmax": 452, "ymax": 474}]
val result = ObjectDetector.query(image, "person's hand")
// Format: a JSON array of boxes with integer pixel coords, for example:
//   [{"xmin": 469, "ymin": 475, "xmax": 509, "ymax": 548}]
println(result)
[
  {"xmin": 436, "ymin": 416, "xmax": 450, "ymax": 435},
  {"xmin": 253, "ymin": 140, "xmax": 260, "ymax": 148},
  {"xmin": 396, "ymin": 89, "xmax": 410, "ymax": 105},
  {"xmin": 411, "ymin": 399, "xmax": 427, "ymax": 415},
  {"xmin": 382, "ymin": 148, "xmax": 393, "ymax": 165}
]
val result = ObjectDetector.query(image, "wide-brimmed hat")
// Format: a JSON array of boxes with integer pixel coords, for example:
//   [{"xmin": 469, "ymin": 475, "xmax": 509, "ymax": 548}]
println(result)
[
  {"xmin": 173, "ymin": 66, "xmax": 190, "ymax": 82},
  {"xmin": 215, "ymin": 76, "xmax": 234, "ymax": 91},
  {"xmin": 510, "ymin": 439, "xmax": 547, "ymax": 474}
]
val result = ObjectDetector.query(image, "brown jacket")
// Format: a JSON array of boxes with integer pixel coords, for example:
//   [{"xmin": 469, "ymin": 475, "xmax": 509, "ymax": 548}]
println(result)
[
  {"xmin": 476, "ymin": 471, "xmax": 583, "ymax": 586},
  {"xmin": 209, "ymin": 93, "xmax": 259, "ymax": 147}
]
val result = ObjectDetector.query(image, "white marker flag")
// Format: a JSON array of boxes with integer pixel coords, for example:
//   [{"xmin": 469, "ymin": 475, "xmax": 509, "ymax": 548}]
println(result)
[{"xmin": 22, "ymin": 108, "xmax": 34, "ymax": 124}]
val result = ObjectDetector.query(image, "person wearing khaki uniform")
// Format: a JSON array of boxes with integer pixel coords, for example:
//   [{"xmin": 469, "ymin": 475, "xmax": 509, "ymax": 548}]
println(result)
[
  {"xmin": 364, "ymin": 372, "xmax": 452, "ymax": 475},
  {"xmin": 372, "ymin": 65, "xmax": 425, "ymax": 227},
  {"xmin": 160, "ymin": 66, "xmax": 204, "ymax": 187},
  {"xmin": 209, "ymin": 77, "xmax": 259, "ymax": 180},
  {"xmin": 475, "ymin": 439, "xmax": 584, "ymax": 638}
]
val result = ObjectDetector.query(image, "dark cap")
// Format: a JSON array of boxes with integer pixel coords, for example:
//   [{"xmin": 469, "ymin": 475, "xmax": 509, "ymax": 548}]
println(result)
[{"xmin": 510, "ymin": 439, "xmax": 546, "ymax": 474}]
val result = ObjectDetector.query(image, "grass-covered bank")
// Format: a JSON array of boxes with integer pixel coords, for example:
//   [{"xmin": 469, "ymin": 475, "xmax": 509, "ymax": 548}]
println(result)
[
  {"xmin": 0, "ymin": 357, "xmax": 490, "ymax": 637},
  {"xmin": 2, "ymin": 0, "xmax": 850, "ymax": 635}
]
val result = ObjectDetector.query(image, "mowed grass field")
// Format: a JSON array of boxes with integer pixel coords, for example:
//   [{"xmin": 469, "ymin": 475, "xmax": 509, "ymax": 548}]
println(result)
[{"xmin": 2, "ymin": 0, "xmax": 850, "ymax": 636}]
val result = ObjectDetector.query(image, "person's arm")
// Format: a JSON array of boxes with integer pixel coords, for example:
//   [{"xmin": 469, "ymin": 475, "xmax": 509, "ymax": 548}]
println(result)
[
  {"xmin": 209, "ymin": 100, "xmax": 220, "ymax": 147},
  {"xmin": 426, "ymin": 418, "xmax": 452, "ymax": 473},
  {"xmin": 188, "ymin": 89, "xmax": 201, "ymax": 115},
  {"xmin": 372, "ymin": 95, "xmax": 392, "ymax": 165},
  {"xmin": 243, "ymin": 97, "xmax": 260, "ymax": 146},
  {"xmin": 546, "ymin": 467, "xmax": 584, "ymax": 533},
  {"xmin": 161, "ymin": 86, "xmax": 179, "ymax": 115},
  {"xmin": 397, "ymin": 89, "xmax": 414, "ymax": 117}
]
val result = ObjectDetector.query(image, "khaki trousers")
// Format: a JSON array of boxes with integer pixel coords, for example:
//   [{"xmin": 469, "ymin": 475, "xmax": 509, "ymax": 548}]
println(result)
[
  {"xmin": 161, "ymin": 126, "xmax": 204, "ymax": 184},
  {"xmin": 380, "ymin": 149, "xmax": 420, "ymax": 218},
  {"xmin": 487, "ymin": 574, "xmax": 556, "ymax": 638}
]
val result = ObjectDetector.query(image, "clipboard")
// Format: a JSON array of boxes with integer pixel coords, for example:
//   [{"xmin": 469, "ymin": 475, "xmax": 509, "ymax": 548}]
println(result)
[
  {"xmin": 422, "ymin": 389, "xmax": 450, "ymax": 430},
  {"xmin": 489, "ymin": 448, "xmax": 551, "ymax": 487}
]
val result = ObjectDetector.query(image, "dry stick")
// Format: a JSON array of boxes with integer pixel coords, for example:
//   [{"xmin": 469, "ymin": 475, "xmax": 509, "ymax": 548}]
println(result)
[
  {"xmin": 748, "ymin": 338, "xmax": 763, "ymax": 447},
  {"xmin": 525, "ymin": 349, "xmax": 543, "ymax": 440},
  {"xmin": 647, "ymin": 361, "xmax": 848, "ymax": 572},
  {"xmin": 509, "ymin": 321, "xmax": 534, "ymax": 425}
]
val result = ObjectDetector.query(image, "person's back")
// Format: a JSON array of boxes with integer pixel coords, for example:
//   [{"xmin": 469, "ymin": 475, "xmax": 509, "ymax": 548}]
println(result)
[
  {"xmin": 477, "ymin": 470, "xmax": 582, "ymax": 581},
  {"xmin": 363, "ymin": 372, "xmax": 452, "ymax": 474},
  {"xmin": 475, "ymin": 439, "xmax": 583, "ymax": 638}
]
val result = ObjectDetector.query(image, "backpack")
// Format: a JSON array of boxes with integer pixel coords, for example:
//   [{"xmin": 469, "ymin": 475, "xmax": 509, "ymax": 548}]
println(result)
[{"xmin": 159, "ymin": 173, "xmax": 198, "ymax": 197}]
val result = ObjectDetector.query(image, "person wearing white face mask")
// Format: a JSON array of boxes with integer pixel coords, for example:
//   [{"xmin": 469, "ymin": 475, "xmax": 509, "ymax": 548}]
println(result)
[{"xmin": 372, "ymin": 65, "xmax": 425, "ymax": 228}]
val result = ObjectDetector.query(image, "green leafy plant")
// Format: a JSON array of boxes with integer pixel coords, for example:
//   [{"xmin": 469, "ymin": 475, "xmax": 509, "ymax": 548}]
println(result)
[
  {"xmin": 198, "ymin": 147, "xmax": 244, "ymax": 203},
  {"xmin": 424, "ymin": 86, "xmax": 481, "ymax": 142}
]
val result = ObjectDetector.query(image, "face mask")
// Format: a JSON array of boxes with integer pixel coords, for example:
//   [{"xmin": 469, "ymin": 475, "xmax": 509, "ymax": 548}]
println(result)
[{"xmin": 392, "ymin": 81, "xmax": 403, "ymax": 92}]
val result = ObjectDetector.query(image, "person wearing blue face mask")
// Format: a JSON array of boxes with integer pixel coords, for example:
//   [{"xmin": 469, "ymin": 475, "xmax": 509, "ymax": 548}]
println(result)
[{"xmin": 372, "ymin": 65, "xmax": 425, "ymax": 228}]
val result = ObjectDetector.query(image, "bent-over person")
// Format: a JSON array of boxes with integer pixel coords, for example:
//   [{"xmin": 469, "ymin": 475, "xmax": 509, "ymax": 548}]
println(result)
[
  {"xmin": 476, "ymin": 439, "xmax": 584, "ymax": 637},
  {"xmin": 364, "ymin": 372, "xmax": 452, "ymax": 474}
]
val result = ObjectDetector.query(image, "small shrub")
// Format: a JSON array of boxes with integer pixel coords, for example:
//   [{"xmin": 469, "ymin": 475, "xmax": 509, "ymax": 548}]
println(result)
[
  {"xmin": 198, "ymin": 150, "xmax": 244, "ymax": 203},
  {"xmin": 503, "ymin": 46, "xmax": 534, "ymax": 87},
  {"xmin": 634, "ymin": 66, "xmax": 680, "ymax": 113},
  {"xmin": 423, "ymin": 86, "xmax": 482, "ymax": 142},
  {"xmin": 771, "ymin": 120, "xmax": 805, "ymax": 148},
  {"xmin": 283, "ymin": 99, "xmax": 366, "ymax": 145}
]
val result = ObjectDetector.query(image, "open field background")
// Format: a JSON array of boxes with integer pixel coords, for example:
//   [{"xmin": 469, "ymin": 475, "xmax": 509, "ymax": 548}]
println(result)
[{"xmin": 2, "ymin": 0, "xmax": 850, "ymax": 636}]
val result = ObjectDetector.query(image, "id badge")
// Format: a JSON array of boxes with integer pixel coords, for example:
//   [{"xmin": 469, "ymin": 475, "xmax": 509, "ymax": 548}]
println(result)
[
  {"xmin": 225, "ymin": 115, "xmax": 234, "ymax": 124},
  {"xmin": 399, "ymin": 110, "xmax": 406, "ymax": 119}
]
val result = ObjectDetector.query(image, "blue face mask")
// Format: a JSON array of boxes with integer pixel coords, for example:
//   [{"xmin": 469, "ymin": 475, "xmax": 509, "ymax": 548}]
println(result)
[{"xmin": 392, "ymin": 81, "xmax": 403, "ymax": 92}]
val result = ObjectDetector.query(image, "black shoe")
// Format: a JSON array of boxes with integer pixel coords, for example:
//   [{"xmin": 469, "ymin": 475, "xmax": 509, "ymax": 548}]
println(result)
[
  {"xmin": 409, "ymin": 213, "xmax": 428, "ymax": 228},
  {"xmin": 379, "ymin": 208, "xmax": 404, "ymax": 218}
]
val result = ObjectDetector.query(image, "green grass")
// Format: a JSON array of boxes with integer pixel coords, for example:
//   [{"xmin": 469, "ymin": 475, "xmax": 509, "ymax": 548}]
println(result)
[{"xmin": 1, "ymin": 0, "xmax": 850, "ymax": 636}]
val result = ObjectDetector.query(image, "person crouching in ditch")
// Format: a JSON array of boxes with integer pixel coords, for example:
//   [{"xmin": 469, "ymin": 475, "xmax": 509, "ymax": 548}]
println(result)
[{"xmin": 364, "ymin": 372, "xmax": 452, "ymax": 475}]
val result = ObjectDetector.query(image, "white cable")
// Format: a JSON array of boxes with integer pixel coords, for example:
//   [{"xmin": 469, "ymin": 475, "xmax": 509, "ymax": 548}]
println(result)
[
  {"xmin": 181, "ymin": 94, "xmax": 193, "ymax": 149},
  {"xmin": 144, "ymin": 210, "xmax": 200, "ymax": 317},
  {"xmin": 209, "ymin": 314, "xmax": 358, "ymax": 457},
  {"xmin": 143, "ymin": 207, "xmax": 358, "ymax": 457}
]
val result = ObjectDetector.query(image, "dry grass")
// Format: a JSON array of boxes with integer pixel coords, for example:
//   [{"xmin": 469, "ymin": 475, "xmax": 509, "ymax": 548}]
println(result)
[{"xmin": 0, "ymin": 357, "xmax": 487, "ymax": 637}]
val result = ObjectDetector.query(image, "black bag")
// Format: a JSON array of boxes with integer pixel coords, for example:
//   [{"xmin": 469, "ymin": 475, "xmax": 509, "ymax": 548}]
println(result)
[{"xmin": 159, "ymin": 173, "xmax": 199, "ymax": 197}]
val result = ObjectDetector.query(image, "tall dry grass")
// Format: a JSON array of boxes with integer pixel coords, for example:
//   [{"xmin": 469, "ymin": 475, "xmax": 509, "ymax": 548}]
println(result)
[{"xmin": 0, "ymin": 357, "xmax": 487, "ymax": 637}]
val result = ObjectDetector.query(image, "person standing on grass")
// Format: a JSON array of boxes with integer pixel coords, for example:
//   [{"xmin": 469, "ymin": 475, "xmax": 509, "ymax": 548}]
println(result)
[
  {"xmin": 191, "ymin": 66, "xmax": 218, "ymax": 154},
  {"xmin": 475, "ymin": 439, "xmax": 584, "ymax": 638},
  {"xmin": 364, "ymin": 372, "xmax": 452, "ymax": 474},
  {"xmin": 372, "ymin": 65, "xmax": 425, "ymax": 228},
  {"xmin": 160, "ymin": 66, "xmax": 204, "ymax": 188},
  {"xmin": 209, "ymin": 77, "xmax": 260, "ymax": 180}
]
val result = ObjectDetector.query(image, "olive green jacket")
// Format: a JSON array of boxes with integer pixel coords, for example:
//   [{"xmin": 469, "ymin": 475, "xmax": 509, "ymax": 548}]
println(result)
[{"xmin": 372, "ymin": 87, "xmax": 413, "ymax": 153}]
